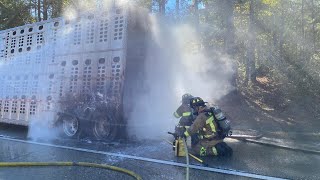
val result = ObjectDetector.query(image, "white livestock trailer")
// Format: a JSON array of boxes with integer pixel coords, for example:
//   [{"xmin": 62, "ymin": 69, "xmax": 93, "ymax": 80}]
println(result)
[{"xmin": 0, "ymin": 4, "xmax": 148, "ymax": 140}]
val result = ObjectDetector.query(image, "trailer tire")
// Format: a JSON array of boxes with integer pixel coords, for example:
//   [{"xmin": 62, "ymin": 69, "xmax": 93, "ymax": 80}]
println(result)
[
  {"xmin": 91, "ymin": 110, "xmax": 118, "ymax": 140},
  {"xmin": 59, "ymin": 115, "xmax": 80, "ymax": 138}
]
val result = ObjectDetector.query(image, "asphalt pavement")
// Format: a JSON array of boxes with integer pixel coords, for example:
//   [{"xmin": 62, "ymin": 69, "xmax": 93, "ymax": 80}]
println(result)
[{"xmin": 0, "ymin": 124, "xmax": 319, "ymax": 180}]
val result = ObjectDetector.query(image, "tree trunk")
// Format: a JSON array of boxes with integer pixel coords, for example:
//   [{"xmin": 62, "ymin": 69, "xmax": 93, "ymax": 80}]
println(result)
[
  {"xmin": 279, "ymin": 6, "xmax": 284, "ymax": 61},
  {"xmin": 311, "ymin": 0, "xmax": 316, "ymax": 53},
  {"xmin": 246, "ymin": 0, "xmax": 256, "ymax": 84},
  {"xmin": 159, "ymin": 0, "xmax": 166, "ymax": 15},
  {"xmin": 257, "ymin": 42, "xmax": 261, "ymax": 67},
  {"xmin": 271, "ymin": 13, "xmax": 278, "ymax": 64},
  {"xmin": 301, "ymin": 0, "xmax": 305, "ymax": 61},
  {"xmin": 28, "ymin": 0, "xmax": 33, "ymax": 17},
  {"xmin": 43, "ymin": 0, "xmax": 48, "ymax": 20},
  {"xmin": 37, "ymin": 0, "xmax": 41, "ymax": 21},
  {"xmin": 224, "ymin": 0, "xmax": 235, "ymax": 56},
  {"xmin": 203, "ymin": 1, "xmax": 209, "ymax": 22},
  {"xmin": 193, "ymin": 0, "xmax": 199, "ymax": 27},
  {"xmin": 223, "ymin": 1, "xmax": 237, "ymax": 87}
]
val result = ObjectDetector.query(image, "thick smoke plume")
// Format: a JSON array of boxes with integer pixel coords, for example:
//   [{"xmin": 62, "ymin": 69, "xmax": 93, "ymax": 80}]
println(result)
[
  {"xmin": 26, "ymin": 0, "xmax": 234, "ymax": 141},
  {"xmin": 27, "ymin": 0, "xmax": 127, "ymax": 140},
  {"xmin": 127, "ymin": 13, "xmax": 235, "ymax": 140}
]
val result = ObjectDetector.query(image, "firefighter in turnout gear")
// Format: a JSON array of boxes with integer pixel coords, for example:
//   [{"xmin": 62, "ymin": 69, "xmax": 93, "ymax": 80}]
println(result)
[
  {"xmin": 179, "ymin": 97, "xmax": 233, "ymax": 157},
  {"xmin": 173, "ymin": 93, "xmax": 198, "ymax": 146},
  {"xmin": 173, "ymin": 93, "xmax": 194, "ymax": 127}
]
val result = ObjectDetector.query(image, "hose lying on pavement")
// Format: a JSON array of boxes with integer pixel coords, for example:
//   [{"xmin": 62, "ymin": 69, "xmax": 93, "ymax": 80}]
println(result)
[
  {"xmin": 182, "ymin": 139, "xmax": 189, "ymax": 180},
  {"xmin": 0, "ymin": 162, "xmax": 142, "ymax": 180}
]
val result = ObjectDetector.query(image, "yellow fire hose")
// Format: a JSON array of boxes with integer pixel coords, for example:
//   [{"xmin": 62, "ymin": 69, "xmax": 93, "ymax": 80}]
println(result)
[
  {"xmin": 0, "ymin": 162, "xmax": 142, "ymax": 180},
  {"xmin": 182, "ymin": 139, "xmax": 190, "ymax": 180}
]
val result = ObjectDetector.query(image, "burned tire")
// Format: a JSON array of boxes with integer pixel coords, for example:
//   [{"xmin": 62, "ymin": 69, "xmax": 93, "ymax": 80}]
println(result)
[
  {"xmin": 60, "ymin": 115, "xmax": 80, "ymax": 138},
  {"xmin": 91, "ymin": 111, "xmax": 118, "ymax": 140}
]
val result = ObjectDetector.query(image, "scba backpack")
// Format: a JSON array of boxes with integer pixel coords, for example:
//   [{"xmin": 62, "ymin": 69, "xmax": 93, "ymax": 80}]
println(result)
[{"xmin": 209, "ymin": 106, "xmax": 232, "ymax": 138}]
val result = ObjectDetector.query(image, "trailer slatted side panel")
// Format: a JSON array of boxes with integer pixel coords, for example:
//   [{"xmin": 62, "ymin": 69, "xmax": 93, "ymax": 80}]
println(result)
[{"xmin": 0, "ymin": 7, "xmax": 128, "ymax": 126}]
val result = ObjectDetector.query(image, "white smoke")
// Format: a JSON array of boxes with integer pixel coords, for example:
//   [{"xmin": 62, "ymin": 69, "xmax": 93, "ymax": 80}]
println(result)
[
  {"xmin": 24, "ymin": 0, "xmax": 235, "ymax": 141},
  {"xmin": 27, "ymin": 114, "xmax": 60, "ymax": 141},
  {"xmin": 27, "ymin": 0, "xmax": 130, "ymax": 141},
  {"xmin": 127, "ymin": 13, "xmax": 235, "ymax": 140}
]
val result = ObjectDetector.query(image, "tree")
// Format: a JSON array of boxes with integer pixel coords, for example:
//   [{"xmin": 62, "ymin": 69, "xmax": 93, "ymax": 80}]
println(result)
[
  {"xmin": 135, "ymin": 0, "xmax": 153, "ymax": 11},
  {"xmin": 30, "ymin": 0, "xmax": 72, "ymax": 21},
  {"xmin": 193, "ymin": 0, "xmax": 199, "ymax": 27},
  {"xmin": 245, "ymin": 0, "xmax": 257, "ymax": 84},
  {"xmin": 152, "ymin": 0, "xmax": 167, "ymax": 14},
  {"xmin": 224, "ymin": 0, "xmax": 236, "ymax": 55},
  {"xmin": 0, "ymin": 0, "xmax": 34, "ymax": 30},
  {"xmin": 310, "ymin": 0, "xmax": 317, "ymax": 53},
  {"xmin": 176, "ymin": 0, "xmax": 179, "ymax": 16},
  {"xmin": 37, "ymin": 0, "xmax": 41, "ymax": 21}
]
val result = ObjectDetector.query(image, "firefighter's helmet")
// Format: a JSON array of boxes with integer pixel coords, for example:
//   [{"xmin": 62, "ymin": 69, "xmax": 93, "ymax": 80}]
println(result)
[
  {"xmin": 182, "ymin": 93, "xmax": 193, "ymax": 104},
  {"xmin": 190, "ymin": 97, "xmax": 206, "ymax": 108}
]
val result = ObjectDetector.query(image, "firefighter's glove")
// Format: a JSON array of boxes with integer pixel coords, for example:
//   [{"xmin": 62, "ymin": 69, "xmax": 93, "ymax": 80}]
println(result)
[
  {"xmin": 177, "ymin": 130, "xmax": 186, "ymax": 139},
  {"xmin": 175, "ymin": 125, "xmax": 184, "ymax": 134},
  {"xmin": 179, "ymin": 132, "xmax": 187, "ymax": 139},
  {"xmin": 175, "ymin": 126, "xmax": 184, "ymax": 135}
]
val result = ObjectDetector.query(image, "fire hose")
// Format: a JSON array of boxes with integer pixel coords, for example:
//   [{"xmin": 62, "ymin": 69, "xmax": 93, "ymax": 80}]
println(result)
[
  {"xmin": 166, "ymin": 132, "xmax": 212, "ymax": 180},
  {"xmin": 182, "ymin": 138, "xmax": 190, "ymax": 180},
  {"xmin": 0, "ymin": 162, "xmax": 142, "ymax": 180}
]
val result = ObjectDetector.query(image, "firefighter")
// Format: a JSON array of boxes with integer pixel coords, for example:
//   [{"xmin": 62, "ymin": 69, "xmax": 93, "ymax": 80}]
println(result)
[
  {"xmin": 173, "ymin": 93, "xmax": 197, "ymax": 145},
  {"xmin": 178, "ymin": 97, "xmax": 233, "ymax": 157},
  {"xmin": 173, "ymin": 93, "xmax": 194, "ymax": 127}
]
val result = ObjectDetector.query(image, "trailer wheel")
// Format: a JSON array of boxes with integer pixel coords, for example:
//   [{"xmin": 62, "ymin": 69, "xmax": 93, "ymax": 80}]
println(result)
[
  {"xmin": 61, "ymin": 115, "xmax": 80, "ymax": 138},
  {"xmin": 92, "ymin": 112, "xmax": 118, "ymax": 140}
]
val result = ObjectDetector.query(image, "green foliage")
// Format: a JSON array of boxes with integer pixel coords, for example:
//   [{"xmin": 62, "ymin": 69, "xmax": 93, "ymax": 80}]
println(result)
[
  {"xmin": 51, "ymin": 0, "xmax": 73, "ymax": 18},
  {"xmin": 1, "ymin": 0, "xmax": 319, "ymax": 99},
  {"xmin": 0, "ymin": 0, "xmax": 34, "ymax": 30}
]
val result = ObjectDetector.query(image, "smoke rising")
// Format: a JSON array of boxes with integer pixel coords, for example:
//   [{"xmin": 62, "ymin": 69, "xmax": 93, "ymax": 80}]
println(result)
[
  {"xmin": 26, "ymin": 0, "xmax": 129, "ymax": 141},
  {"xmin": 13, "ymin": 0, "xmax": 234, "ymax": 141},
  {"xmin": 27, "ymin": 114, "xmax": 60, "ymax": 141},
  {"xmin": 127, "ymin": 13, "xmax": 235, "ymax": 140}
]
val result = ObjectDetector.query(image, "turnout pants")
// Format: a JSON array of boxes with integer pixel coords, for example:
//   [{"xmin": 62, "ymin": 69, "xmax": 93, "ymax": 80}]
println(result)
[{"xmin": 190, "ymin": 139, "xmax": 233, "ymax": 157}]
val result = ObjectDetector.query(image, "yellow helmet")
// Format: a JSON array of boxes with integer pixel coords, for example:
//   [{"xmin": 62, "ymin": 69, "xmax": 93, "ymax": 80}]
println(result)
[{"xmin": 190, "ymin": 97, "xmax": 206, "ymax": 108}]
